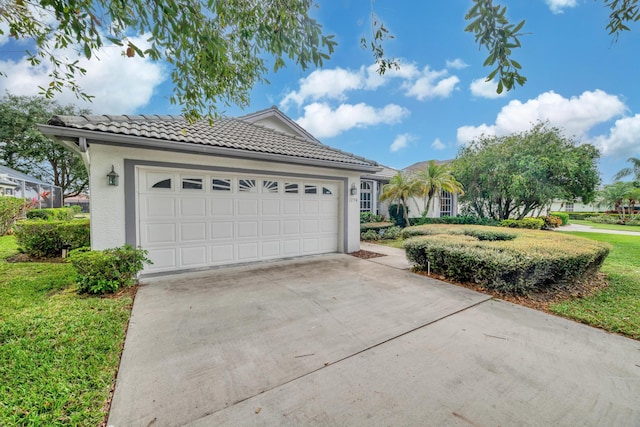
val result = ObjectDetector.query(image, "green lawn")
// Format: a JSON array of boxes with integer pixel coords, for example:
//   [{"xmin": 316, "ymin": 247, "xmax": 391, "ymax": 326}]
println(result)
[
  {"xmin": 550, "ymin": 232, "xmax": 640, "ymax": 339},
  {"xmin": 570, "ymin": 219, "xmax": 640, "ymax": 232},
  {"xmin": 0, "ymin": 235, "xmax": 132, "ymax": 426}
]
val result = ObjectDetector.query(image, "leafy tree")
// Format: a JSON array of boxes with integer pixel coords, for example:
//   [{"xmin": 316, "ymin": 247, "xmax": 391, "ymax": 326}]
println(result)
[
  {"xmin": 0, "ymin": 93, "xmax": 89, "ymax": 198},
  {"xmin": 379, "ymin": 172, "xmax": 420, "ymax": 227},
  {"xmin": 452, "ymin": 123, "xmax": 600, "ymax": 220},
  {"xmin": 614, "ymin": 157, "xmax": 640, "ymax": 185},
  {"xmin": 413, "ymin": 161, "xmax": 464, "ymax": 218},
  {"xmin": 599, "ymin": 181, "xmax": 640, "ymax": 220},
  {"xmin": 2, "ymin": 1, "xmax": 638, "ymax": 118}
]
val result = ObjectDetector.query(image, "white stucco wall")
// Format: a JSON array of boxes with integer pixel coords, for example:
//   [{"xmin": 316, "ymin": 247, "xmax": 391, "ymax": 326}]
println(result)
[{"xmin": 88, "ymin": 143, "xmax": 362, "ymax": 254}]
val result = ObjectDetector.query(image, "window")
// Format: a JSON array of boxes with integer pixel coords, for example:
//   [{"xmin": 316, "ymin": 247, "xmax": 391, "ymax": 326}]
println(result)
[
  {"xmin": 181, "ymin": 178, "xmax": 202, "ymax": 190},
  {"xmin": 212, "ymin": 179, "xmax": 231, "ymax": 191},
  {"xmin": 304, "ymin": 184, "xmax": 317, "ymax": 194},
  {"xmin": 263, "ymin": 180, "xmax": 278, "ymax": 193},
  {"xmin": 238, "ymin": 179, "xmax": 257, "ymax": 193},
  {"xmin": 360, "ymin": 181, "xmax": 372, "ymax": 212},
  {"xmin": 440, "ymin": 190, "xmax": 452, "ymax": 217},
  {"xmin": 152, "ymin": 179, "xmax": 172, "ymax": 189},
  {"xmin": 285, "ymin": 183, "xmax": 298, "ymax": 194},
  {"xmin": 565, "ymin": 203, "xmax": 574, "ymax": 212},
  {"xmin": 322, "ymin": 187, "xmax": 333, "ymax": 195}
]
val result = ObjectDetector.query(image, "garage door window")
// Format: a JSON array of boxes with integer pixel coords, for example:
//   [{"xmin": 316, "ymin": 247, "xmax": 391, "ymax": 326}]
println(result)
[
  {"xmin": 322, "ymin": 185, "xmax": 335, "ymax": 195},
  {"xmin": 152, "ymin": 179, "xmax": 172, "ymax": 189},
  {"xmin": 305, "ymin": 184, "xmax": 317, "ymax": 194},
  {"xmin": 182, "ymin": 177, "xmax": 203, "ymax": 190},
  {"xmin": 285, "ymin": 183, "xmax": 298, "ymax": 194},
  {"xmin": 239, "ymin": 179, "xmax": 257, "ymax": 192},
  {"xmin": 263, "ymin": 180, "xmax": 278, "ymax": 193},
  {"xmin": 212, "ymin": 178, "xmax": 231, "ymax": 191}
]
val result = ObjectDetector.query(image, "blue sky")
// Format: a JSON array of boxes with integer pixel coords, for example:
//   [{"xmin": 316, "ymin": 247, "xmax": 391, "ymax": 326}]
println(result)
[{"xmin": 1, "ymin": 1, "xmax": 639, "ymax": 183}]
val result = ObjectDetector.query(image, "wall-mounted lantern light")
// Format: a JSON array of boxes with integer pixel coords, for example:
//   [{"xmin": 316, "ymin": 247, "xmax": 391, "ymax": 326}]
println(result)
[
  {"xmin": 350, "ymin": 183, "xmax": 357, "ymax": 196},
  {"xmin": 107, "ymin": 165, "xmax": 119, "ymax": 186}
]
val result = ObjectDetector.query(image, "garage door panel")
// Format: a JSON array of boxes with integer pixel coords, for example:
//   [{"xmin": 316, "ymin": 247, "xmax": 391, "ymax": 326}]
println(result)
[
  {"xmin": 180, "ymin": 246, "xmax": 207, "ymax": 267},
  {"xmin": 283, "ymin": 199, "xmax": 300, "ymax": 215},
  {"xmin": 181, "ymin": 222, "xmax": 206, "ymax": 242},
  {"xmin": 138, "ymin": 168, "xmax": 339, "ymax": 272},
  {"xmin": 144, "ymin": 223, "xmax": 176, "ymax": 245},
  {"xmin": 144, "ymin": 197, "xmax": 176, "ymax": 217},
  {"xmin": 237, "ymin": 221, "xmax": 258, "ymax": 238},
  {"xmin": 262, "ymin": 220, "xmax": 280, "ymax": 236},
  {"xmin": 210, "ymin": 244, "xmax": 234, "ymax": 263},
  {"xmin": 262, "ymin": 199, "xmax": 280, "ymax": 215},
  {"xmin": 237, "ymin": 243, "xmax": 258, "ymax": 260},
  {"xmin": 210, "ymin": 222, "xmax": 233, "ymax": 240},
  {"xmin": 261, "ymin": 241, "xmax": 280, "ymax": 257},
  {"xmin": 238, "ymin": 199, "xmax": 258, "ymax": 216},
  {"xmin": 211, "ymin": 199, "xmax": 233, "ymax": 216},
  {"xmin": 146, "ymin": 248, "xmax": 177, "ymax": 271}
]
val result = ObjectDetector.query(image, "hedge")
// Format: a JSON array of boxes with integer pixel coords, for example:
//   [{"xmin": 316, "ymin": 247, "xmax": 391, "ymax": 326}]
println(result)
[
  {"xmin": 549, "ymin": 212, "xmax": 569, "ymax": 226},
  {"xmin": 409, "ymin": 215, "xmax": 500, "ymax": 227},
  {"xmin": 13, "ymin": 219, "xmax": 90, "ymax": 257},
  {"xmin": 0, "ymin": 197, "xmax": 29, "ymax": 236},
  {"xmin": 69, "ymin": 245, "xmax": 151, "ymax": 294},
  {"xmin": 360, "ymin": 221, "xmax": 394, "ymax": 232},
  {"xmin": 26, "ymin": 207, "xmax": 75, "ymax": 221},
  {"xmin": 403, "ymin": 224, "xmax": 610, "ymax": 294},
  {"xmin": 499, "ymin": 218, "xmax": 545, "ymax": 229}
]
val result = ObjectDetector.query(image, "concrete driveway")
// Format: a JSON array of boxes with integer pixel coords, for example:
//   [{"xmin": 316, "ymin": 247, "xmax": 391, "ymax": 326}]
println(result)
[{"xmin": 108, "ymin": 254, "xmax": 640, "ymax": 426}]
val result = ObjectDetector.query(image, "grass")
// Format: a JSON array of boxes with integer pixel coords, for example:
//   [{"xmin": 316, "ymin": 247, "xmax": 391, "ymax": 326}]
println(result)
[
  {"xmin": 0, "ymin": 235, "xmax": 133, "ymax": 426},
  {"xmin": 550, "ymin": 232, "xmax": 640, "ymax": 339},
  {"xmin": 570, "ymin": 219, "xmax": 640, "ymax": 232}
]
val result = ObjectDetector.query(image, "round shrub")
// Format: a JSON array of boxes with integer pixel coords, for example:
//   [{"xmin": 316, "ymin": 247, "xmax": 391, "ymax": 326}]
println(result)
[
  {"xmin": 403, "ymin": 224, "xmax": 611, "ymax": 294},
  {"xmin": 360, "ymin": 229, "xmax": 379, "ymax": 241},
  {"xmin": 549, "ymin": 212, "xmax": 569, "ymax": 226}
]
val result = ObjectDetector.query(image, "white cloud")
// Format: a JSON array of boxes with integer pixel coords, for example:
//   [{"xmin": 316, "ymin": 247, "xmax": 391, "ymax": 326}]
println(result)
[
  {"xmin": 446, "ymin": 58, "xmax": 469, "ymax": 69},
  {"xmin": 403, "ymin": 67, "xmax": 460, "ymax": 100},
  {"xmin": 546, "ymin": 0, "xmax": 578, "ymax": 14},
  {"xmin": 470, "ymin": 78, "xmax": 507, "ymax": 99},
  {"xmin": 390, "ymin": 133, "xmax": 416, "ymax": 152},
  {"xmin": 295, "ymin": 102, "xmax": 409, "ymax": 139},
  {"xmin": 0, "ymin": 35, "xmax": 165, "ymax": 113},
  {"xmin": 591, "ymin": 114, "xmax": 640, "ymax": 157},
  {"xmin": 281, "ymin": 62, "xmax": 421, "ymax": 109},
  {"xmin": 456, "ymin": 90, "xmax": 626, "ymax": 144},
  {"xmin": 431, "ymin": 138, "xmax": 446, "ymax": 150}
]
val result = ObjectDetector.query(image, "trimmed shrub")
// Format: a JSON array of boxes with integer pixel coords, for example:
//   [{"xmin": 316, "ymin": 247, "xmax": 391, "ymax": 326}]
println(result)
[
  {"xmin": 69, "ymin": 245, "xmax": 151, "ymax": 294},
  {"xmin": 26, "ymin": 207, "xmax": 75, "ymax": 221},
  {"xmin": 360, "ymin": 221, "xmax": 394, "ymax": 232},
  {"xmin": 13, "ymin": 219, "xmax": 90, "ymax": 257},
  {"xmin": 360, "ymin": 225, "xmax": 401, "ymax": 241},
  {"xmin": 540, "ymin": 215, "xmax": 563, "ymax": 229},
  {"xmin": 409, "ymin": 215, "xmax": 499, "ymax": 226},
  {"xmin": 549, "ymin": 212, "xmax": 569, "ymax": 226},
  {"xmin": 403, "ymin": 225, "xmax": 610, "ymax": 294},
  {"xmin": 499, "ymin": 218, "xmax": 545, "ymax": 229},
  {"xmin": 381, "ymin": 225, "xmax": 401, "ymax": 240},
  {"xmin": 586, "ymin": 215, "xmax": 625, "ymax": 224},
  {"xmin": 0, "ymin": 197, "xmax": 29, "ymax": 236},
  {"xmin": 360, "ymin": 229, "xmax": 380, "ymax": 241},
  {"xmin": 69, "ymin": 205, "xmax": 83, "ymax": 214},
  {"xmin": 461, "ymin": 228, "xmax": 516, "ymax": 241},
  {"xmin": 360, "ymin": 212, "xmax": 384, "ymax": 223},
  {"xmin": 567, "ymin": 212, "xmax": 606, "ymax": 220}
]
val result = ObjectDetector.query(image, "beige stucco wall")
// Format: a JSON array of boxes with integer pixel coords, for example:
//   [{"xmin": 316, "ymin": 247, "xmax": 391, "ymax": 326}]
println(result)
[{"xmin": 88, "ymin": 143, "xmax": 362, "ymax": 254}]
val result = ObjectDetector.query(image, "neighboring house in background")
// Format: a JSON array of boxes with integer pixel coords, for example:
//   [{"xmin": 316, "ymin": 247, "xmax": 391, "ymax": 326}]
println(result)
[
  {"xmin": 39, "ymin": 107, "xmax": 380, "ymax": 275},
  {"xmin": 547, "ymin": 200, "xmax": 604, "ymax": 213},
  {"xmin": 359, "ymin": 165, "xmax": 398, "ymax": 218},
  {"xmin": 402, "ymin": 160, "xmax": 460, "ymax": 219},
  {"xmin": 0, "ymin": 165, "xmax": 62, "ymax": 207},
  {"xmin": 64, "ymin": 194, "xmax": 90, "ymax": 213}
]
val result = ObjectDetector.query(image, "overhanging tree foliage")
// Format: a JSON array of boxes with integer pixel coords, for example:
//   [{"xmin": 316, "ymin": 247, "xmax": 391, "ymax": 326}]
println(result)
[
  {"xmin": 0, "ymin": 93, "xmax": 89, "ymax": 198},
  {"xmin": 452, "ymin": 123, "xmax": 600, "ymax": 220},
  {"xmin": 1, "ymin": 1, "xmax": 638, "ymax": 118}
]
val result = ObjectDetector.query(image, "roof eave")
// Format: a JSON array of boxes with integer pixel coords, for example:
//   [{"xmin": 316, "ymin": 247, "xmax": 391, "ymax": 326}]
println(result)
[{"xmin": 38, "ymin": 125, "xmax": 381, "ymax": 173}]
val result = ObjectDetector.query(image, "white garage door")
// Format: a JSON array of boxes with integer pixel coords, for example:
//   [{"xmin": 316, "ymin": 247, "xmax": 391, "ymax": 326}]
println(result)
[{"xmin": 137, "ymin": 167, "xmax": 340, "ymax": 273}]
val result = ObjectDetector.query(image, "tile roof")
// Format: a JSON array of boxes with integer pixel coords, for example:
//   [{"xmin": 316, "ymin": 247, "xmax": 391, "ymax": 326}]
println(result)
[
  {"xmin": 361, "ymin": 165, "xmax": 398, "ymax": 181},
  {"xmin": 47, "ymin": 114, "xmax": 379, "ymax": 169}
]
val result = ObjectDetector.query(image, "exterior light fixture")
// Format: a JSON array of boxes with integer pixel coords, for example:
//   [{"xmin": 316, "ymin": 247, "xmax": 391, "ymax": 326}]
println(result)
[
  {"xmin": 107, "ymin": 165, "xmax": 119, "ymax": 186},
  {"xmin": 350, "ymin": 183, "xmax": 357, "ymax": 196}
]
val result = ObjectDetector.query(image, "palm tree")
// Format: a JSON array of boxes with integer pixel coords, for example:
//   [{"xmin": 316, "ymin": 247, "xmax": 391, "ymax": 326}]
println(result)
[
  {"xmin": 379, "ymin": 172, "xmax": 420, "ymax": 227},
  {"xmin": 413, "ymin": 160, "xmax": 464, "ymax": 218},
  {"xmin": 614, "ymin": 157, "xmax": 640, "ymax": 185},
  {"xmin": 599, "ymin": 182, "xmax": 633, "ymax": 219}
]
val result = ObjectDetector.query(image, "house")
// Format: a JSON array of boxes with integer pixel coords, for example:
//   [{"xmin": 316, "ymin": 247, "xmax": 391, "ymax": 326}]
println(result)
[
  {"xmin": 39, "ymin": 107, "xmax": 380, "ymax": 275},
  {"xmin": 359, "ymin": 165, "xmax": 397, "ymax": 217},
  {"xmin": 0, "ymin": 165, "xmax": 62, "ymax": 207}
]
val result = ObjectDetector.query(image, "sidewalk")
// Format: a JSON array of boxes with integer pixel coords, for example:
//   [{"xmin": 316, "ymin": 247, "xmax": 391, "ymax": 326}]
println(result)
[
  {"xmin": 558, "ymin": 223, "xmax": 640, "ymax": 236},
  {"xmin": 359, "ymin": 241, "xmax": 413, "ymax": 269}
]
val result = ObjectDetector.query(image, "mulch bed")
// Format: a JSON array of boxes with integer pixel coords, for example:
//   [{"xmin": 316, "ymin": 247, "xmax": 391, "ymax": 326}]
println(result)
[
  {"xmin": 414, "ymin": 270, "xmax": 609, "ymax": 312},
  {"xmin": 6, "ymin": 253, "xmax": 67, "ymax": 263},
  {"xmin": 349, "ymin": 250, "xmax": 386, "ymax": 259}
]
